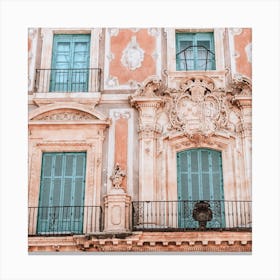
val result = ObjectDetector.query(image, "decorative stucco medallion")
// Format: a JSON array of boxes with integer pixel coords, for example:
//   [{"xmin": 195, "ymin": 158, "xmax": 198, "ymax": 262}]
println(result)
[
  {"xmin": 106, "ymin": 76, "xmax": 119, "ymax": 88},
  {"xmin": 121, "ymin": 36, "xmax": 145, "ymax": 71}
]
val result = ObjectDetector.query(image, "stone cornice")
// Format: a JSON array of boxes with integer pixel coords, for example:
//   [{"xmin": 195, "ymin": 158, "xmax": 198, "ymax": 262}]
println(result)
[{"xmin": 28, "ymin": 231, "xmax": 252, "ymax": 252}]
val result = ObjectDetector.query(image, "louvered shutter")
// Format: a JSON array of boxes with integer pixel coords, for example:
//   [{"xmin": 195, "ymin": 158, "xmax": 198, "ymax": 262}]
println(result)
[
  {"xmin": 177, "ymin": 149, "xmax": 225, "ymax": 228},
  {"xmin": 37, "ymin": 152, "xmax": 86, "ymax": 234},
  {"xmin": 50, "ymin": 34, "xmax": 90, "ymax": 92}
]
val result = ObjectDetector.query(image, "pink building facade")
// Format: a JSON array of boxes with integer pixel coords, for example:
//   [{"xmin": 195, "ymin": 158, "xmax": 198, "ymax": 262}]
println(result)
[{"xmin": 28, "ymin": 28, "xmax": 252, "ymax": 252}]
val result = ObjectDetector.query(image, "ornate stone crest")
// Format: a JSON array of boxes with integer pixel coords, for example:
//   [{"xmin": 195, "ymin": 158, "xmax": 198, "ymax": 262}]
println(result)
[
  {"xmin": 121, "ymin": 36, "xmax": 145, "ymax": 71},
  {"xmin": 165, "ymin": 76, "xmax": 226, "ymax": 137}
]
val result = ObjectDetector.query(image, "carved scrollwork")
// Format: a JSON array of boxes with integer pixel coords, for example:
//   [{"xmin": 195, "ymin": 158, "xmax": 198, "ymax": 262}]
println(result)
[
  {"xmin": 133, "ymin": 76, "xmax": 163, "ymax": 98},
  {"xmin": 231, "ymin": 74, "xmax": 252, "ymax": 96},
  {"xmin": 179, "ymin": 76, "xmax": 215, "ymax": 100},
  {"xmin": 164, "ymin": 76, "xmax": 242, "ymax": 137},
  {"xmin": 33, "ymin": 110, "xmax": 97, "ymax": 121}
]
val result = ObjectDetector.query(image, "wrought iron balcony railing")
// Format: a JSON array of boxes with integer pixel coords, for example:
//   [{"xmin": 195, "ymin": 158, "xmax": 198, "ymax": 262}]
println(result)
[
  {"xmin": 28, "ymin": 206, "xmax": 102, "ymax": 236},
  {"xmin": 35, "ymin": 68, "xmax": 101, "ymax": 93},
  {"xmin": 176, "ymin": 45, "xmax": 216, "ymax": 71},
  {"xmin": 132, "ymin": 200, "xmax": 252, "ymax": 231}
]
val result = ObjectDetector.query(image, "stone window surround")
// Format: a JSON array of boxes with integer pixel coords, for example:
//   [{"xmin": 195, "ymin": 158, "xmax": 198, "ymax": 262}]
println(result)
[
  {"xmin": 28, "ymin": 140, "xmax": 103, "ymax": 235},
  {"xmin": 166, "ymin": 28, "xmax": 225, "ymax": 74},
  {"xmin": 37, "ymin": 28, "xmax": 102, "ymax": 95},
  {"xmin": 164, "ymin": 134, "xmax": 249, "ymax": 228}
]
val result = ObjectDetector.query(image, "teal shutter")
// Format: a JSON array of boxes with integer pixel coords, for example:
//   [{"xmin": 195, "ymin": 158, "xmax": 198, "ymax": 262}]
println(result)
[
  {"xmin": 177, "ymin": 149, "xmax": 225, "ymax": 228},
  {"xmin": 50, "ymin": 34, "xmax": 90, "ymax": 92},
  {"xmin": 176, "ymin": 32, "xmax": 215, "ymax": 71},
  {"xmin": 37, "ymin": 152, "xmax": 86, "ymax": 234}
]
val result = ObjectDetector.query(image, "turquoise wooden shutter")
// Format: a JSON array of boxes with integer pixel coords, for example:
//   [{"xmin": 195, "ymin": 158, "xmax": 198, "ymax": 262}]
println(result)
[
  {"xmin": 177, "ymin": 149, "xmax": 225, "ymax": 228},
  {"xmin": 50, "ymin": 34, "xmax": 90, "ymax": 92},
  {"xmin": 176, "ymin": 32, "xmax": 215, "ymax": 71},
  {"xmin": 37, "ymin": 152, "xmax": 86, "ymax": 234}
]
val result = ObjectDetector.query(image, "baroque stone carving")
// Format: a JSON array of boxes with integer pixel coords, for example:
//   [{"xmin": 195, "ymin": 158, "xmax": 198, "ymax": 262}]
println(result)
[
  {"xmin": 33, "ymin": 110, "xmax": 97, "ymax": 121},
  {"xmin": 130, "ymin": 75, "xmax": 245, "ymax": 139},
  {"xmin": 133, "ymin": 76, "xmax": 162, "ymax": 98},
  {"xmin": 164, "ymin": 77, "xmax": 223, "ymax": 137},
  {"xmin": 231, "ymin": 74, "xmax": 252, "ymax": 96},
  {"xmin": 121, "ymin": 36, "xmax": 144, "ymax": 71},
  {"xmin": 110, "ymin": 163, "xmax": 126, "ymax": 189}
]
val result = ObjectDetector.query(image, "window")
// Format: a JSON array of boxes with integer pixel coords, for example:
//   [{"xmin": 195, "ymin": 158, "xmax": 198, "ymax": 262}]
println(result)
[
  {"xmin": 176, "ymin": 32, "xmax": 216, "ymax": 71},
  {"xmin": 177, "ymin": 149, "xmax": 225, "ymax": 228},
  {"xmin": 50, "ymin": 34, "xmax": 91, "ymax": 92},
  {"xmin": 37, "ymin": 152, "xmax": 86, "ymax": 234}
]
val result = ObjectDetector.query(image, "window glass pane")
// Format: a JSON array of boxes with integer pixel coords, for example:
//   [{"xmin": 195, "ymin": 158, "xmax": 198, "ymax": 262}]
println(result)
[
  {"xmin": 50, "ymin": 35, "xmax": 90, "ymax": 92},
  {"xmin": 176, "ymin": 32, "xmax": 215, "ymax": 71}
]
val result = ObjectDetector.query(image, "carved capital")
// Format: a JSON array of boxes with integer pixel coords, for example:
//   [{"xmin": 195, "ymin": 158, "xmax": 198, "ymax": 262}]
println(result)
[
  {"xmin": 131, "ymin": 76, "xmax": 163, "ymax": 98},
  {"xmin": 138, "ymin": 124, "xmax": 162, "ymax": 139},
  {"xmin": 231, "ymin": 74, "xmax": 252, "ymax": 97}
]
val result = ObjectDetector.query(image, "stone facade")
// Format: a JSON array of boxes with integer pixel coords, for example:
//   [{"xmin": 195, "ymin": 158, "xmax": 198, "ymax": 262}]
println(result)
[{"xmin": 28, "ymin": 28, "xmax": 252, "ymax": 253}]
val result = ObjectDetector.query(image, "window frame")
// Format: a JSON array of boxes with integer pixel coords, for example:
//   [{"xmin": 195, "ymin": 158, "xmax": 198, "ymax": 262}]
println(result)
[
  {"xmin": 50, "ymin": 34, "xmax": 91, "ymax": 92},
  {"xmin": 37, "ymin": 28, "xmax": 102, "ymax": 93},
  {"xmin": 175, "ymin": 32, "xmax": 216, "ymax": 71},
  {"xmin": 166, "ymin": 28, "xmax": 225, "ymax": 73}
]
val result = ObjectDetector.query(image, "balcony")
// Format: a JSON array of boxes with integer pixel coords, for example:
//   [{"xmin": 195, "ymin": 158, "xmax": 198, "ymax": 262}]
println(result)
[
  {"xmin": 176, "ymin": 45, "xmax": 216, "ymax": 71},
  {"xmin": 28, "ymin": 206, "xmax": 102, "ymax": 236},
  {"xmin": 132, "ymin": 200, "xmax": 252, "ymax": 231},
  {"xmin": 34, "ymin": 68, "xmax": 101, "ymax": 93},
  {"xmin": 28, "ymin": 201, "xmax": 252, "ymax": 236}
]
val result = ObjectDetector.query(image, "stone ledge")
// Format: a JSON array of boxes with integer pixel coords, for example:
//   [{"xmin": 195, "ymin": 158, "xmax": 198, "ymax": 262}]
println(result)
[{"xmin": 28, "ymin": 231, "xmax": 252, "ymax": 253}]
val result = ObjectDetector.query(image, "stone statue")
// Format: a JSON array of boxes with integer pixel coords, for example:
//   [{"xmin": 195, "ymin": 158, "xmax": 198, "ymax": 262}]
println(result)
[{"xmin": 110, "ymin": 163, "xmax": 126, "ymax": 189}]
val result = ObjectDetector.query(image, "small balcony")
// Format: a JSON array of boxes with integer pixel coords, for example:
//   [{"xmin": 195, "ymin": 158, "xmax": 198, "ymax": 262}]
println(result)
[
  {"xmin": 34, "ymin": 68, "xmax": 101, "ymax": 93},
  {"xmin": 132, "ymin": 200, "xmax": 252, "ymax": 231},
  {"xmin": 176, "ymin": 45, "xmax": 216, "ymax": 71},
  {"xmin": 28, "ymin": 206, "xmax": 102, "ymax": 236}
]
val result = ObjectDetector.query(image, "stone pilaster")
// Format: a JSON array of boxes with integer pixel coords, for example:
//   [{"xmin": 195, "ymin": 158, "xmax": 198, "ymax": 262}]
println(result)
[
  {"xmin": 130, "ymin": 76, "xmax": 164, "ymax": 201},
  {"xmin": 232, "ymin": 77, "xmax": 252, "ymax": 200}
]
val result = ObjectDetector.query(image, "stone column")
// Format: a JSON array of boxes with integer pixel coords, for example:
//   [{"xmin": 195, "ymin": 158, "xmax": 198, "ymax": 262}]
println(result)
[
  {"xmin": 103, "ymin": 164, "xmax": 131, "ymax": 232},
  {"xmin": 232, "ymin": 78, "xmax": 252, "ymax": 201},
  {"xmin": 130, "ymin": 77, "xmax": 164, "ymax": 202}
]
